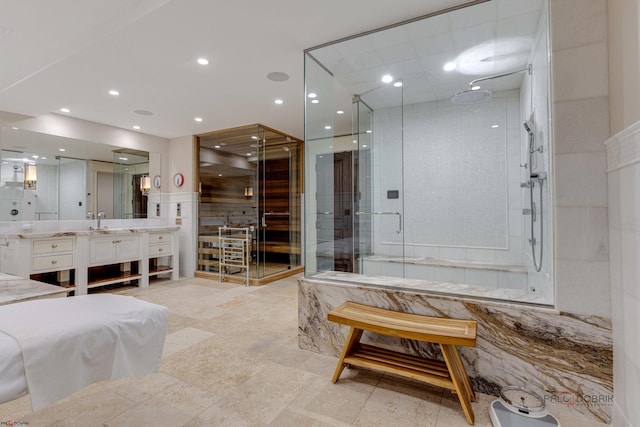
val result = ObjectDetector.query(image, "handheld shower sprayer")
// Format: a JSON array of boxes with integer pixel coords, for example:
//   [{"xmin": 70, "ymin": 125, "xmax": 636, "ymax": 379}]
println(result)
[{"xmin": 522, "ymin": 120, "xmax": 533, "ymax": 137}]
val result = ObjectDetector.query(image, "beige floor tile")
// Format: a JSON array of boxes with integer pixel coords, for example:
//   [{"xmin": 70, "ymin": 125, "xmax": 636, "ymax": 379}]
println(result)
[
  {"xmin": 23, "ymin": 387, "xmax": 136, "ymax": 427},
  {"xmin": 195, "ymin": 361, "xmax": 318, "ymax": 425},
  {"xmin": 435, "ymin": 389, "xmax": 494, "ymax": 427},
  {"xmin": 163, "ymin": 326, "xmax": 216, "ymax": 358},
  {"xmin": 106, "ymin": 371, "xmax": 180, "ymax": 403},
  {"xmin": 152, "ymin": 379, "xmax": 220, "ymax": 417},
  {"xmin": 268, "ymin": 408, "xmax": 352, "ymax": 426},
  {"xmin": 103, "ymin": 396, "xmax": 194, "ymax": 427},
  {"xmin": 0, "ymin": 394, "xmax": 32, "ymax": 422},
  {"xmin": 353, "ymin": 379, "xmax": 443, "ymax": 427}
]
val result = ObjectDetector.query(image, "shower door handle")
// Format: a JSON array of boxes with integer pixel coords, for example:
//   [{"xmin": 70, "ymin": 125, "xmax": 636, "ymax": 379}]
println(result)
[
  {"xmin": 261, "ymin": 212, "xmax": 290, "ymax": 227},
  {"xmin": 355, "ymin": 211, "xmax": 402, "ymax": 234}
]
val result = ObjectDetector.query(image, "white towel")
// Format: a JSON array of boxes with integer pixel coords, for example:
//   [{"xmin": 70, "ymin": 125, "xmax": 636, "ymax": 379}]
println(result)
[{"xmin": 0, "ymin": 294, "xmax": 168, "ymax": 411}]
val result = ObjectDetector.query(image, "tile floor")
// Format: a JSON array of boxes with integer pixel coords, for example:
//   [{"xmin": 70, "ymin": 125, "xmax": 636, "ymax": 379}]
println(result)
[{"xmin": 0, "ymin": 274, "xmax": 609, "ymax": 426}]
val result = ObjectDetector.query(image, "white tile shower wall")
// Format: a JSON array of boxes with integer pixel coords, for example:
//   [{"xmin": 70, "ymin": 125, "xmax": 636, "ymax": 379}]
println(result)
[
  {"xmin": 550, "ymin": 0, "xmax": 610, "ymax": 317},
  {"xmin": 372, "ymin": 92, "xmax": 524, "ymax": 268},
  {"xmin": 605, "ymin": 121, "xmax": 640, "ymax": 427}
]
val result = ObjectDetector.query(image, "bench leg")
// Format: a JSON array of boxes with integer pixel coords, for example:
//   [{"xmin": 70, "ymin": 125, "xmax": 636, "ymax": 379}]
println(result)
[
  {"xmin": 332, "ymin": 327, "xmax": 363, "ymax": 383},
  {"xmin": 441, "ymin": 344, "xmax": 475, "ymax": 425}
]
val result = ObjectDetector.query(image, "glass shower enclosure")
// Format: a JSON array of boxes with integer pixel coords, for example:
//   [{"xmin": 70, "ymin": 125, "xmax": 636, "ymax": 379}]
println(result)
[{"xmin": 303, "ymin": 0, "xmax": 554, "ymax": 305}]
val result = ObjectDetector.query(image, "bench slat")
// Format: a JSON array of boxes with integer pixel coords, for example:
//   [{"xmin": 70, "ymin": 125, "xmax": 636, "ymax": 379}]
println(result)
[{"xmin": 328, "ymin": 301, "xmax": 477, "ymax": 347}]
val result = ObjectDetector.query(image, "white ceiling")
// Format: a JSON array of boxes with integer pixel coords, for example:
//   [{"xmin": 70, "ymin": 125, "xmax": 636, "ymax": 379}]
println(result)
[{"xmin": 0, "ymin": 0, "xmax": 493, "ymax": 141}]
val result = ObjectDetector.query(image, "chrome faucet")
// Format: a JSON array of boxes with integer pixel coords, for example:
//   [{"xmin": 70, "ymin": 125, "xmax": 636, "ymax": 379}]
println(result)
[{"xmin": 96, "ymin": 211, "xmax": 106, "ymax": 230}]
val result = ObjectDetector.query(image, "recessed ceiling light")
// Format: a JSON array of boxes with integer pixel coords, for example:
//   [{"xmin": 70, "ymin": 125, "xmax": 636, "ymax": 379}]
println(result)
[
  {"xmin": 197, "ymin": 58, "xmax": 209, "ymax": 65},
  {"xmin": 195, "ymin": 117, "xmax": 203, "ymax": 122},
  {"xmin": 307, "ymin": 93, "xmax": 317, "ymax": 98},
  {"xmin": 214, "ymin": 145, "xmax": 221, "ymax": 149},
  {"xmin": 32, "ymin": 155, "xmax": 39, "ymax": 159},
  {"xmin": 491, "ymin": 124, "xmax": 499, "ymax": 128},
  {"xmin": 60, "ymin": 108, "xmax": 70, "ymax": 113},
  {"xmin": 393, "ymin": 81, "xmax": 403, "ymax": 87},
  {"xmin": 443, "ymin": 62, "xmax": 457, "ymax": 71},
  {"xmin": 381, "ymin": 74, "xmax": 393, "ymax": 83},
  {"xmin": 324, "ymin": 125, "xmax": 332, "ymax": 130},
  {"xmin": 58, "ymin": 148, "xmax": 66, "ymax": 152},
  {"xmin": 218, "ymin": 173, "xmax": 223, "ymax": 177},
  {"xmin": 362, "ymin": 144, "xmax": 368, "ymax": 148},
  {"xmin": 133, "ymin": 125, "xmax": 141, "ymax": 130},
  {"xmin": 251, "ymin": 136, "xmax": 259, "ymax": 140},
  {"xmin": 366, "ymin": 130, "xmax": 372, "ymax": 133},
  {"xmin": 337, "ymin": 110, "xmax": 344, "ymax": 115},
  {"xmin": 274, "ymin": 99, "xmax": 284, "ymax": 105},
  {"xmin": 109, "ymin": 90, "xmax": 119, "ymax": 96},
  {"xmin": 471, "ymin": 85, "xmax": 481, "ymax": 91},
  {"xmin": 311, "ymin": 99, "xmax": 319, "ymax": 104},
  {"xmin": 246, "ymin": 153, "xmax": 253, "ymax": 156}
]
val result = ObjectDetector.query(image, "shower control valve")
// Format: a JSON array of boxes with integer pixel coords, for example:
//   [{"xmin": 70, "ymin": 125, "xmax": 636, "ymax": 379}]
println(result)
[{"xmin": 520, "ymin": 181, "xmax": 532, "ymax": 189}]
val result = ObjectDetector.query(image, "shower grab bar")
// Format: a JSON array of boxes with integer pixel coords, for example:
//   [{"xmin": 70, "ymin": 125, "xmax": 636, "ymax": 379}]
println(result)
[{"xmin": 355, "ymin": 211, "xmax": 402, "ymax": 234}]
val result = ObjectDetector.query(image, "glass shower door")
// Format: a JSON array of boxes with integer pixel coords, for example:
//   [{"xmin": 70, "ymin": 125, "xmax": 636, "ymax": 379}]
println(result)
[
  {"xmin": 354, "ymin": 83, "xmax": 405, "ymax": 277},
  {"xmin": 257, "ymin": 128, "xmax": 295, "ymax": 278}
]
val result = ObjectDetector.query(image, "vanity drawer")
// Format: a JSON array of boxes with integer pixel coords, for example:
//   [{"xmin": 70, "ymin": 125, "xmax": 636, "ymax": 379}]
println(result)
[
  {"xmin": 149, "ymin": 243, "xmax": 171, "ymax": 257},
  {"xmin": 33, "ymin": 238, "xmax": 74, "ymax": 254},
  {"xmin": 32, "ymin": 254, "xmax": 73, "ymax": 271},
  {"xmin": 149, "ymin": 233, "xmax": 172, "ymax": 244}
]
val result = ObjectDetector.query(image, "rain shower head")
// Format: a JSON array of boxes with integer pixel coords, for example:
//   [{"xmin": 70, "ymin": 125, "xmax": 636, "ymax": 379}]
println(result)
[
  {"xmin": 451, "ymin": 89, "xmax": 493, "ymax": 105},
  {"xmin": 452, "ymin": 64, "xmax": 531, "ymax": 106}
]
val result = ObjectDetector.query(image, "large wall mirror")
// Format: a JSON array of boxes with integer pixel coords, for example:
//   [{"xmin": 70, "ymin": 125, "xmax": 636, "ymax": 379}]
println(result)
[{"xmin": 0, "ymin": 126, "xmax": 161, "ymax": 221}]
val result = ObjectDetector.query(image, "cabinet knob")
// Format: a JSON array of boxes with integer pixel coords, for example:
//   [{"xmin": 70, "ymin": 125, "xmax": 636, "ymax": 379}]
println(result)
[
  {"xmin": 51, "ymin": 260, "xmax": 57, "ymax": 264},
  {"xmin": 158, "ymin": 248, "xmax": 163, "ymax": 252},
  {"xmin": 159, "ymin": 236, "xmax": 163, "ymax": 240},
  {"xmin": 51, "ymin": 244, "xmax": 58, "ymax": 248}
]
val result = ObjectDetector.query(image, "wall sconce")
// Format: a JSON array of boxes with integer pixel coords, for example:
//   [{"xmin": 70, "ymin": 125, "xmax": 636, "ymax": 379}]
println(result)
[
  {"xmin": 244, "ymin": 186, "xmax": 254, "ymax": 199},
  {"xmin": 24, "ymin": 163, "xmax": 37, "ymax": 190},
  {"xmin": 140, "ymin": 175, "xmax": 151, "ymax": 196}
]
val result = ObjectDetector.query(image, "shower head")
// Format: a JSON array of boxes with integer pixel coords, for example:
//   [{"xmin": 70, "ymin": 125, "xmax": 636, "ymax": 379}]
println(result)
[
  {"xmin": 523, "ymin": 120, "xmax": 534, "ymax": 136},
  {"xmin": 451, "ymin": 89, "xmax": 493, "ymax": 105}
]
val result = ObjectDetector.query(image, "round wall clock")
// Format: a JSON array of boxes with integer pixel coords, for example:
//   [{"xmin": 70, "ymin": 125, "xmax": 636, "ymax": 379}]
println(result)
[
  {"xmin": 153, "ymin": 175, "xmax": 161, "ymax": 189},
  {"xmin": 172, "ymin": 172, "xmax": 184, "ymax": 188}
]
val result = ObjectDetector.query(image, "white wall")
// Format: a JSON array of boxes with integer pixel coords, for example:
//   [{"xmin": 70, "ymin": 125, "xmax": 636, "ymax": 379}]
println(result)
[
  {"xmin": 606, "ymin": 123, "xmax": 640, "ymax": 427},
  {"xmin": 607, "ymin": 2, "xmax": 640, "ymax": 426}
]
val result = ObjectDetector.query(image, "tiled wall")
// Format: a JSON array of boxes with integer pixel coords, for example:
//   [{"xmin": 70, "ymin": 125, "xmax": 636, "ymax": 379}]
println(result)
[
  {"xmin": 605, "ymin": 122, "xmax": 640, "ymax": 427},
  {"xmin": 372, "ymin": 91, "xmax": 524, "ymax": 265},
  {"xmin": 550, "ymin": 0, "xmax": 611, "ymax": 318}
]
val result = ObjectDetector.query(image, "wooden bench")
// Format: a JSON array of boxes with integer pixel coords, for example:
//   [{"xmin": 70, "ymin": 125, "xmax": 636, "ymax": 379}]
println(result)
[{"xmin": 328, "ymin": 301, "xmax": 478, "ymax": 425}]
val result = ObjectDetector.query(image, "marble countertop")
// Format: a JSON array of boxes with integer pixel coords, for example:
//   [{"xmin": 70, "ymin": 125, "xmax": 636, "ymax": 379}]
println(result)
[
  {"xmin": 0, "ymin": 273, "xmax": 69, "ymax": 306},
  {"xmin": 363, "ymin": 255, "xmax": 528, "ymax": 273},
  {"xmin": 4, "ymin": 225, "xmax": 180, "ymax": 239},
  {"xmin": 306, "ymin": 271, "xmax": 555, "ymax": 308}
]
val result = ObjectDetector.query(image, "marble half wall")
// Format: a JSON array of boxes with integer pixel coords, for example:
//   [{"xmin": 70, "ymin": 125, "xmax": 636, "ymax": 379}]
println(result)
[{"xmin": 298, "ymin": 274, "xmax": 612, "ymax": 424}]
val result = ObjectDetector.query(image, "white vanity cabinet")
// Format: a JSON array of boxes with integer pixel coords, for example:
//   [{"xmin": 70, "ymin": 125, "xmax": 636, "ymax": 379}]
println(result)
[
  {"xmin": 1, "ymin": 236, "xmax": 76, "ymax": 290},
  {"xmin": 1, "ymin": 226, "xmax": 180, "ymax": 295},
  {"xmin": 89, "ymin": 235, "xmax": 140, "ymax": 265},
  {"xmin": 32, "ymin": 238, "xmax": 74, "ymax": 272}
]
